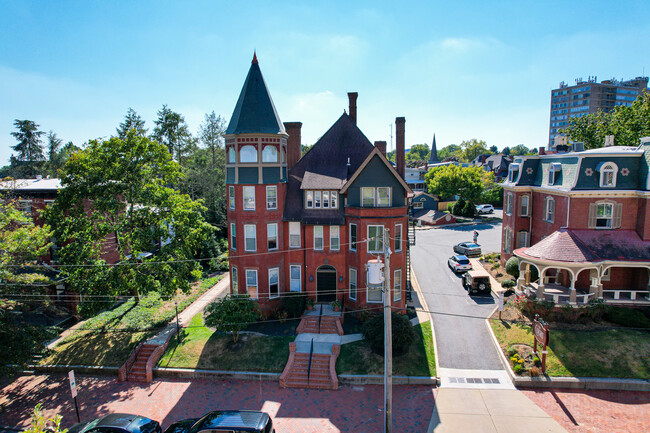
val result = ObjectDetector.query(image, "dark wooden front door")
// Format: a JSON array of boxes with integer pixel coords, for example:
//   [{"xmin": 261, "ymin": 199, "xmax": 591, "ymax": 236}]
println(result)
[{"xmin": 317, "ymin": 268, "xmax": 336, "ymax": 303}]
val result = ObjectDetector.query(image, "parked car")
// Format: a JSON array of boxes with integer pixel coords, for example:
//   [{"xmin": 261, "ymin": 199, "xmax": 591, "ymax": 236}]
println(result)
[
  {"xmin": 164, "ymin": 411, "xmax": 274, "ymax": 433},
  {"xmin": 476, "ymin": 204, "xmax": 494, "ymax": 214},
  {"xmin": 68, "ymin": 414, "xmax": 161, "ymax": 433},
  {"xmin": 463, "ymin": 269, "xmax": 492, "ymax": 295},
  {"xmin": 453, "ymin": 242, "xmax": 482, "ymax": 257},
  {"xmin": 448, "ymin": 255, "xmax": 472, "ymax": 273}
]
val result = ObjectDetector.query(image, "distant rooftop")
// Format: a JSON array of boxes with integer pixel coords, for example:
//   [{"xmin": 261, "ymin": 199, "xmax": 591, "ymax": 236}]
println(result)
[{"xmin": 0, "ymin": 178, "xmax": 62, "ymax": 191}]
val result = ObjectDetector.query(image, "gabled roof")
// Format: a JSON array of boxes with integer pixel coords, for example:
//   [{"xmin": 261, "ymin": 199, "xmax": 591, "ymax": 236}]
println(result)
[
  {"xmin": 340, "ymin": 147, "xmax": 412, "ymax": 195},
  {"xmin": 413, "ymin": 191, "xmax": 438, "ymax": 200},
  {"xmin": 226, "ymin": 55, "xmax": 285, "ymax": 135}
]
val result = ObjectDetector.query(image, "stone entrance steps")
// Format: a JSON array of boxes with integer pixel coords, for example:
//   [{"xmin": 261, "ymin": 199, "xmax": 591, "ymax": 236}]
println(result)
[
  {"xmin": 280, "ymin": 342, "xmax": 340, "ymax": 390},
  {"xmin": 127, "ymin": 344, "xmax": 158, "ymax": 382}
]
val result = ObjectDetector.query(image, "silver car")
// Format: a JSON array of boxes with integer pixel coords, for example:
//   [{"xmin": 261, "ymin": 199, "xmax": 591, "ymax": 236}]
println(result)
[{"xmin": 453, "ymin": 242, "xmax": 482, "ymax": 257}]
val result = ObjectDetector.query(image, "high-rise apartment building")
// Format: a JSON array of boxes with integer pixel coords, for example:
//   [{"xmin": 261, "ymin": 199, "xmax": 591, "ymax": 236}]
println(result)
[{"xmin": 549, "ymin": 76, "xmax": 648, "ymax": 145}]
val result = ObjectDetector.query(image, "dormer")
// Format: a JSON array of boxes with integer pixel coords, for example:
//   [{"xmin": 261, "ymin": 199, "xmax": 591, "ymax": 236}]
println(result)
[
  {"xmin": 548, "ymin": 162, "xmax": 561, "ymax": 185},
  {"xmin": 508, "ymin": 163, "xmax": 520, "ymax": 183},
  {"xmin": 597, "ymin": 161, "xmax": 618, "ymax": 188}
]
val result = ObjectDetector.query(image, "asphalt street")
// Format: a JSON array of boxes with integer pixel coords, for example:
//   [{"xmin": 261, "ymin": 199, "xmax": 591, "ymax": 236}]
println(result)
[{"xmin": 411, "ymin": 211, "xmax": 505, "ymax": 370}]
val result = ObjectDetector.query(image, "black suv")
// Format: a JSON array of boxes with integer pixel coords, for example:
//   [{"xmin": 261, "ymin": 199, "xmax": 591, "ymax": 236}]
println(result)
[
  {"xmin": 164, "ymin": 411, "xmax": 274, "ymax": 433},
  {"xmin": 463, "ymin": 269, "xmax": 491, "ymax": 295}
]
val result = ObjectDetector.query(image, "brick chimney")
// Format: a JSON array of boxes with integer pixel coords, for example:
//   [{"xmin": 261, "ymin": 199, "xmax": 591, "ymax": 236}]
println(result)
[
  {"xmin": 396, "ymin": 117, "xmax": 405, "ymax": 179},
  {"xmin": 348, "ymin": 92, "xmax": 358, "ymax": 125},
  {"xmin": 374, "ymin": 140, "xmax": 387, "ymax": 156},
  {"xmin": 284, "ymin": 122, "xmax": 302, "ymax": 169},
  {"xmin": 539, "ymin": 147, "xmax": 546, "ymax": 155}
]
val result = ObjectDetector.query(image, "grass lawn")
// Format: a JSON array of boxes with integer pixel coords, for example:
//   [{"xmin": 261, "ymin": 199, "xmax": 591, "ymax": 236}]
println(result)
[
  {"xmin": 40, "ymin": 275, "xmax": 222, "ymax": 367},
  {"xmin": 158, "ymin": 313, "xmax": 292, "ymax": 373},
  {"xmin": 336, "ymin": 321, "xmax": 436, "ymax": 377},
  {"xmin": 490, "ymin": 319, "xmax": 650, "ymax": 379}
]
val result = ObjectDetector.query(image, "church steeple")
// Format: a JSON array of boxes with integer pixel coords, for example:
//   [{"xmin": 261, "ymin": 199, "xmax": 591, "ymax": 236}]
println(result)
[{"xmin": 429, "ymin": 133, "xmax": 440, "ymax": 164}]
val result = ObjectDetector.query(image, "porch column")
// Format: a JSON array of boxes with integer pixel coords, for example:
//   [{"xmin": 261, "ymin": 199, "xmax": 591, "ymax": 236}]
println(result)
[
  {"xmin": 536, "ymin": 267, "xmax": 546, "ymax": 299},
  {"xmin": 569, "ymin": 275, "xmax": 577, "ymax": 305},
  {"xmin": 589, "ymin": 276, "xmax": 599, "ymax": 300},
  {"xmin": 517, "ymin": 269, "xmax": 528, "ymax": 292}
]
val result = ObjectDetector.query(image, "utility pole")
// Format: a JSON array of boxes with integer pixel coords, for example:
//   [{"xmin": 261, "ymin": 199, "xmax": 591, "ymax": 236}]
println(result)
[{"xmin": 383, "ymin": 228, "xmax": 392, "ymax": 433}]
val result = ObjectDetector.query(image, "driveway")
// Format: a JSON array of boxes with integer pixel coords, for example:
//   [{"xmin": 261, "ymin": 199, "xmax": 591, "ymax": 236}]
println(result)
[{"xmin": 411, "ymin": 218, "xmax": 504, "ymax": 370}]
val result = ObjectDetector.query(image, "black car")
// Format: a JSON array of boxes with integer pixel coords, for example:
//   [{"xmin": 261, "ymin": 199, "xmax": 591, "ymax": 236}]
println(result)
[
  {"xmin": 68, "ymin": 414, "xmax": 161, "ymax": 433},
  {"xmin": 463, "ymin": 269, "xmax": 492, "ymax": 295},
  {"xmin": 164, "ymin": 411, "xmax": 274, "ymax": 433}
]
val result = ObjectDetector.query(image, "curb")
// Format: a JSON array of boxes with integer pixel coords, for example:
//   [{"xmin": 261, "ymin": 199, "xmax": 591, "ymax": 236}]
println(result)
[
  {"xmin": 409, "ymin": 266, "xmax": 440, "ymax": 374},
  {"xmin": 339, "ymin": 374, "xmax": 439, "ymax": 386},
  {"xmin": 155, "ymin": 367, "xmax": 280, "ymax": 381},
  {"xmin": 33, "ymin": 365, "xmax": 119, "ymax": 375}
]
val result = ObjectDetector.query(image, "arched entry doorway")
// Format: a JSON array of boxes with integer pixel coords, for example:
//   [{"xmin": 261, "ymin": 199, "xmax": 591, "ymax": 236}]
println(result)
[{"xmin": 316, "ymin": 265, "xmax": 337, "ymax": 303}]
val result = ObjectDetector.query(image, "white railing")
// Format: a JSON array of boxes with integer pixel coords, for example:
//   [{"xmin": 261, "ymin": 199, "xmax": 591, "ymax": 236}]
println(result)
[{"xmin": 603, "ymin": 289, "xmax": 650, "ymax": 301}]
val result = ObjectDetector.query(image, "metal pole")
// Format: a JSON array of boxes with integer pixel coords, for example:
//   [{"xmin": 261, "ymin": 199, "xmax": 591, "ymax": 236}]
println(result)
[
  {"xmin": 74, "ymin": 396, "xmax": 81, "ymax": 423},
  {"xmin": 175, "ymin": 303, "xmax": 181, "ymax": 345},
  {"xmin": 383, "ymin": 228, "xmax": 392, "ymax": 433}
]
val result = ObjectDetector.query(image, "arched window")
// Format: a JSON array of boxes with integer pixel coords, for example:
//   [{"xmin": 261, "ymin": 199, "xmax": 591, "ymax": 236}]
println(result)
[
  {"xmin": 503, "ymin": 226, "xmax": 513, "ymax": 254},
  {"xmin": 544, "ymin": 196, "xmax": 555, "ymax": 223},
  {"xmin": 262, "ymin": 145, "xmax": 278, "ymax": 163},
  {"xmin": 599, "ymin": 162, "xmax": 618, "ymax": 187},
  {"xmin": 240, "ymin": 145, "xmax": 258, "ymax": 163},
  {"xmin": 228, "ymin": 147, "xmax": 236, "ymax": 163}
]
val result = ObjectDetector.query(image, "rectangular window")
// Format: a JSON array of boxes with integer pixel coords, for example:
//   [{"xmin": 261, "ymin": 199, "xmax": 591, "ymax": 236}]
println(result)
[
  {"xmin": 505, "ymin": 193, "xmax": 513, "ymax": 215},
  {"xmin": 19, "ymin": 200, "xmax": 32, "ymax": 214},
  {"xmin": 243, "ymin": 186, "xmax": 255, "ymax": 210},
  {"xmin": 306, "ymin": 191, "xmax": 313, "ymax": 208},
  {"xmin": 331, "ymin": 191, "xmax": 338, "ymax": 209},
  {"xmin": 368, "ymin": 225, "xmax": 384, "ymax": 253},
  {"xmin": 330, "ymin": 226, "xmax": 340, "ymax": 250},
  {"xmin": 230, "ymin": 223, "xmax": 237, "ymax": 250},
  {"xmin": 368, "ymin": 285, "xmax": 383, "ymax": 303},
  {"xmin": 544, "ymin": 198, "xmax": 555, "ymax": 223},
  {"xmin": 232, "ymin": 267, "xmax": 238, "ymax": 293},
  {"xmin": 289, "ymin": 221, "xmax": 301, "ymax": 248},
  {"xmin": 602, "ymin": 268, "xmax": 611, "ymax": 281},
  {"xmin": 314, "ymin": 225, "xmax": 324, "ymax": 250},
  {"xmin": 362, "ymin": 187, "xmax": 375, "ymax": 207},
  {"xmin": 395, "ymin": 224, "xmax": 403, "ymax": 252},
  {"xmin": 596, "ymin": 203, "xmax": 613, "ymax": 228},
  {"xmin": 314, "ymin": 191, "xmax": 321, "ymax": 208},
  {"xmin": 266, "ymin": 186, "xmax": 277, "ymax": 210},
  {"xmin": 269, "ymin": 268, "xmax": 279, "ymax": 299},
  {"xmin": 290, "ymin": 265, "xmax": 301, "ymax": 292},
  {"xmin": 517, "ymin": 231, "xmax": 529, "ymax": 248},
  {"xmin": 229, "ymin": 186, "xmax": 235, "ymax": 209},
  {"xmin": 414, "ymin": 202, "xmax": 424, "ymax": 209},
  {"xmin": 244, "ymin": 224, "xmax": 256, "ymax": 251},
  {"xmin": 349, "ymin": 268, "xmax": 357, "ymax": 300},
  {"xmin": 503, "ymin": 227, "xmax": 512, "ymax": 254},
  {"xmin": 267, "ymin": 223, "xmax": 278, "ymax": 251},
  {"xmin": 394, "ymin": 269, "xmax": 402, "ymax": 302},
  {"xmin": 246, "ymin": 269, "xmax": 258, "ymax": 299},
  {"xmin": 323, "ymin": 191, "xmax": 329, "ymax": 208},
  {"xmin": 519, "ymin": 195, "xmax": 529, "ymax": 217},
  {"xmin": 349, "ymin": 223, "xmax": 357, "ymax": 251},
  {"xmin": 377, "ymin": 187, "xmax": 391, "ymax": 207}
]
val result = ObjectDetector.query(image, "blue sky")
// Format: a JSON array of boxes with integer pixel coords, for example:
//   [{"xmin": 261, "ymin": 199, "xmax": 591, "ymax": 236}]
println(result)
[{"xmin": 2, "ymin": 0, "xmax": 649, "ymax": 166}]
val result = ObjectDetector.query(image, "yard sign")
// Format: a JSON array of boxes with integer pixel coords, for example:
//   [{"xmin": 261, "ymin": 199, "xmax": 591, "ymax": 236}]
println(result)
[{"xmin": 532, "ymin": 314, "xmax": 550, "ymax": 374}]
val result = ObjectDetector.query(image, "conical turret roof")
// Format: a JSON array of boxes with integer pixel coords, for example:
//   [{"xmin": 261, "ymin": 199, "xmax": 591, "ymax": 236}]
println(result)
[
  {"xmin": 226, "ymin": 54, "xmax": 285, "ymax": 135},
  {"xmin": 429, "ymin": 133, "xmax": 439, "ymax": 163}
]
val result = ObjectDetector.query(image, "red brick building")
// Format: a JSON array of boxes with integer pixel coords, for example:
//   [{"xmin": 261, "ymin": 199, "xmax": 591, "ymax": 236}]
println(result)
[
  {"xmin": 226, "ymin": 55, "xmax": 414, "ymax": 313},
  {"xmin": 501, "ymin": 140, "xmax": 650, "ymax": 305}
]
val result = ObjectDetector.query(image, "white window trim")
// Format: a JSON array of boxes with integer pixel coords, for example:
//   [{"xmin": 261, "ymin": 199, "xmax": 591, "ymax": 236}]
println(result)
[
  {"xmin": 395, "ymin": 224, "xmax": 403, "ymax": 252},
  {"xmin": 289, "ymin": 221, "xmax": 301, "ymax": 248},
  {"xmin": 266, "ymin": 186, "xmax": 277, "ymax": 210},
  {"xmin": 349, "ymin": 267, "xmax": 357, "ymax": 300},
  {"xmin": 331, "ymin": 191, "xmax": 338, "ymax": 209},
  {"xmin": 330, "ymin": 225, "xmax": 340, "ymax": 251},
  {"xmin": 517, "ymin": 230, "xmax": 529, "ymax": 248},
  {"xmin": 413, "ymin": 201, "xmax": 424, "ymax": 209},
  {"xmin": 602, "ymin": 267, "xmax": 611, "ymax": 281},
  {"xmin": 544, "ymin": 196, "xmax": 555, "ymax": 223},
  {"xmin": 376, "ymin": 187, "xmax": 391, "ymax": 207},
  {"xmin": 306, "ymin": 191, "xmax": 313, "ymax": 209},
  {"xmin": 394, "ymin": 269, "xmax": 402, "ymax": 302},
  {"xmin": 505, "ymin": 193, "xmax": 513, "ymax": 216},
  {"xmin": 519, "ymin": 195, "xmax": 530, "ymax": 217},
  {"xmin": 244, "ymin": 224, "xmax": 257, "ymax": 252},
  {"xmin": 595, "ymin": 202, "xmax": 614, "ymax": 229},
  {"xmin": 262, "ymin": 145, "xmax": 278, "ymax": 163},
  {"xmin": 243, "ymin": 186, "xmax": 255, "ymax": 211},
  {"xmin": 245, "ymin": 269, "xmax": 258, "ymax": 299},
  {"xmin": 314, "ymin": 225, "xmax": 324, "ymax": 250},
  {"xmin": 508, "ymin": 163, "xmax": 520, "ymax": 183},
  {"xmin": 240, "ymin": 145, "xmax": 258, "ymax": 163},
  {"xmin": 229, "ymin": 186, "xmax": 235, "ymax": 210},
  {"xmin": 599, "ymin": 162, "xmax": 618, "ymax": 188},
  {"xmin": 349, "ymin": 223, "xmax": 357, "ymax": 251},
  {"xmin": 267, "ymin": 223, "xmax": 278, "ymax": 251},
  {"xmin": 503, "ymin": 226, "xmax": 513, "ymax": 254},
  {"xmin": 290, "ymin": 265, "xmax": 301, "ymax": 292},
  {"xmin": 314, "ymin": 191, "xmax": 322, "ymax": 208},
  {"xmin": 367, "ymin": 225, "xmax": 384, "ymax": 253},
  {"xmin": 367, "ymin": 285, "xmax": 384, "ymax": 303},
  {"xmin": 361, "ymin": 187, "xmax": 375, "ymax": 207},
  {"xmin": 268, "ymin": 267, "xmax": 280, "ymax": 299}
]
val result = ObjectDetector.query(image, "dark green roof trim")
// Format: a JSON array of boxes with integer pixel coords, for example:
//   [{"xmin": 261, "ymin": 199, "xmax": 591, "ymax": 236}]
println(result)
[{"xmin": 226, "ymin": 60, "xmax": 285, "ymax": 135}]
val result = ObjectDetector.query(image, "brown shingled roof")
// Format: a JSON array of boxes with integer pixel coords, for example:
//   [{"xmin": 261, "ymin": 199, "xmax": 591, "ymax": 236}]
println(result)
[{"xmin": 519, "ymin": 229, "xmax": 598, "ymax": 263}]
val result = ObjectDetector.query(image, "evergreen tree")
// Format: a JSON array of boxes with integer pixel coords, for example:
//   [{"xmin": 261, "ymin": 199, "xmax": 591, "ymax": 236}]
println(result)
[
  {"xmin": 10, "ymin": 120, "xmax": 45, "ymax": 176},
  {"xmin": 199, "ymin": 111, "xmax": 226, "ymax": 168},
  {"xmin": 151, "ymin": 105, "xmax": 193, "ymax": 164},
  {"xmin": 116, "ymin": 108, "xmax": 148, "ymax": 139}
]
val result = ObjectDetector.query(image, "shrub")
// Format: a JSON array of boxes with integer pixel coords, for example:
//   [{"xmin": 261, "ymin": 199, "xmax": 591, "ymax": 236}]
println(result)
[
  {"xmin": 277, "ymin": 310, "xmax": 289, "ymax": 324},
  {"xmin": 533, "ymin": 356, "xmax": 541, "ymax": 367},
  {"xmin": 452, "ymin": 197, "xmax": 466, "ymax": 216},
  {"xmin": 505, "ymin": 256, "xmax": 520, "ymax": 279},
  {"xmin": 506, "ymin": 346, "xmax": 517, "ymax": 357},
  {"xmin": 501, "ymin": 279, "xmax": 516, "ymax": 289},
  {"xmin": 513, "ymin": 364, "xmax": 525, "ymax": 375},
  {"xmin": 604, "ymin": 306, "xmax": 650, "ymax": 328},
  {"xmin": 492, "ymin": 263, "xmax": 501, "ymax": 270},
  {"xmin": 24, "ymin": 404, "xmax": 67, "ymax": 433},
  {"xmin": 583, "ymin": 299, "xmax": 606, "ymax": 322},
  {"xmin": 281, "ymin": 292, "xmax": 307, "ymax": 318},
  {"xmin": 462, "ymin": 200, "xmax": 476, "ymax": 217},
  {"xmin": 362, "ymin": 312, "xmax": 416, "ymax": 355},
  {"xmin": 204, "ymin": 295, "xmax": 260, "ymax": 342},
  {"xmin": 447, "ymin": 202, "xmax": 454, "ymax": 213}
]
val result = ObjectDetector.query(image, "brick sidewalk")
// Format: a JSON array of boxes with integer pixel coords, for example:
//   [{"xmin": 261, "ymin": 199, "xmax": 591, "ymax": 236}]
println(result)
[{"xmin": 0, "ymin": 374, "xmax": 434, "ymax": 433}]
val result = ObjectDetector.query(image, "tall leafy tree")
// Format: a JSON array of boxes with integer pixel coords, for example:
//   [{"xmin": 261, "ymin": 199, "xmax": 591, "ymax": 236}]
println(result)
[
  {"xmin": 151, "ymin": 105, "xmax": 194, "ymax": 164},
  {"xmin": 406, "ymin": 143, "xmax": 430, "ymax": 162},
  {"xmin": 489, "ymin": 145, "xmax": 498, "ymax": 154},
  {"xmin": 199, "ymin": 111, "xmax": 226, "ymax": 168},
  {"xmin": 10, "ymin": 120, "xmax": 45, "ymax": 176},
  {"xmin": 459, "ymin": 138, "xmax": 490, "ymax": 162},
  {"xmin": 510, "ymin": 144, "xmax": 532, "ymax": 156},
  {"xmin": 45, "ymin": 131, "xmax": 211, "ymax": 315},
  {"xmin": 437, "ymin": 144, "xmax": 461, "ymax": 161},
  {"xmin": 425, "ymin": 164, "xmax": 484, "ymax": 202},
  {"xmin": 46, "ymin": 131, "xmax": 63, "ymax": 177},
  {"xmin": 117, "ymin": 108, "xmax": 148, "ymax": 139}
]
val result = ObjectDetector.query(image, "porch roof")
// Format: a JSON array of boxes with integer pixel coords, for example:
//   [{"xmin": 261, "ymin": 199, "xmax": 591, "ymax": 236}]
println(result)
[{"xmin": 516, "ymin": 229, "xmax": 597, "ymax": 263}]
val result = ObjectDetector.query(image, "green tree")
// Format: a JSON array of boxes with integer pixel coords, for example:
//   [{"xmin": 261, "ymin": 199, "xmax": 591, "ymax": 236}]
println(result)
[
  {"xmin": 10, "ymin": 120, "xmax": 45, "ymax": 176},
  {"xmin": 510, "ymin": 144, "xmax": 531, "ymax": 156},
  {"xmin": 23, "ymin": 404, "xmax": 67, "ymax": 433},
  {"xmin": 437, "ymin": 144, "xmax": 461, "ymax": 161},
  {"xmin": 152, "ymin": 105, "xmax": 194, "ymax": 164},
  {"xmin": 386, "ymin": 148, "xmax": 396, "ymax": 163},
  {"xmin": 502, "ymin": 146, "xmax": 511, "ymax": 156},
  {"xmin": 199, "ymin": 111, "xmax": 226, "ymax": 169},
  {"xmin": 425, "ymin": 164, "xmax": 484, "ymax": 202},
  {"xmin": 45, "ymin": 131, "xmax": 63, "ymax": 177},
  {"xmin": 406, "ymin": 143, "xmax": 430, "ymax": 162},
  {"xmin": 116, "ymin": 108, "xmax": 148, "ymax": 139},
  {"xmin": 45, "ymin": 131, "xmax": 210, "ymax": 315},
  {"xmin": 204, "ymin": 295, "xmax": 260, "ymax": 343},
  {"xmin": 301, "ymin": 144, "xmax": 314, "ymax": 156},
  {"xmin": 459, "ymin": 138, "xmax": 490, "ymax": 162},
  {"xmin": 489, "ymin": 145, "xmax": 498, "ymax": 154}
]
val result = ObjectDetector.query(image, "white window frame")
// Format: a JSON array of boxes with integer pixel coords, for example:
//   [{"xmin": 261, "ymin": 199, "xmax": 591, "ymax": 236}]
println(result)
[
  {"xmin": 394, "ymin": 269, "xmax": 402, "ymax": 302},
  {"xmin": 314, "ymin": 225, "xmax": 324, "ymax": 250},
  {"xmin": 245, "ymin": 269, "xmax": 258, "ymax": 299},
  {"xmin": 599, "ymin": 162, "xmax": 618, "ymax": 188},
  {"xmin": 413, "ymin": 201, "xmax": 424, "ymax": 209},
  {"xmin": 240, "ymin": 145, "xmax": 258, "ymax": 163},
  {"xmin": 367, "ymin": 225, "xmax": 384, "ymax": 253},
  {"xmin": 243, "ymin": 186, "xmax": 255, "ymax": 211},
  {"xmin": 306, "ymin": 191, "xmax": 314, "ymax": 208},
  {"xmin": 323, "ymin": 191, "xmax": 329, "ymax": 208},
  {"xmin": 330, "ymin": 225, "xmax": 340, "ymax": 251},
  {"xmin": 230, "ymin": 223, "xmax": 236, "ymax": 250},
  {"xmin": 596, "ymin": 202, "xmax": 614, "ymax": 229},
  {"xmin": 361, "ymin": 187, "xmax": 375, "ymax": 207},
  {"xmin": 547, "ymin": 163, "xmax": 561, "ymax": 185},
  {"xmin": 602, "ymin": 267, "xmax": 611, "ymax": 281},
  {"xmin": 508, "ymin": 163, "xmax": 520, "ymax": 183},
  {"xmin": 229, "ymin": 186, "xmax": 235, "ymax": 210},
  {"xmin": 289, "ymin": 221, "xmax": 301, "ymax": 248},
  {"xmin": 519, "ymin": 195, "xmax": 529, "ymax": 217},
  {"xmin": 331, "ymin": 191, "xmax": 338, "ymax": 209},
  {"xmin": 395, "ymin": 224, "xmax": 403, "ymax": 252},
  {"xmin": 517, "ymin": 230, "xmax": 529, "ymax": 248},
  {"xmin": 228, "ymin": 147, "xmax": 236, "ymax": 163},
  {"xmin": 314, "ymin": 191, "xmax": 322, "ymax": 208},
  {"xmin": 231, "ymin": 266, "xmax": 238, "ymax": 293},
  {"xmin": 367, "ymin": 285, "xmax": 383, "ymax": 303},
  {"xmin": 269, "ymin": 267, "xmax": 279, "ymax": 299},
  {"xmin": 349, "ymin": 223, "xmax": 357, "ymax": 251},
  {"xmin": 267, "ymin": 223, "xmax": 278, "ymax": 251},
  {"xmin": 244, "ymin": 224, "xmax": 257, "ymax": 252},
  {"xmin": 505, "ymin": 193, "xmax": 513, "ymax": 216},
  {"xmin": 377, "ymin": 187, "xmax": 391, "ymax": 207},
  {"xmin": 544, "ymin": 196, "xmax": 555, "ymax": 223},
  {"xmin": 262, "ymin": 145, "xmax": 278, "ymax": 163},
  {"xmin": 349, "ymin": 268, "xmax": 357, "ymax": 300},
  {"xmin": 290, "ymin": 265, "xmax": 301, "ymax": 292},
  {"xmin": 266, "ymin": 186, "xmax": 277, "ymax": 210},
  {"xmin": 503, "ymin": 226, "xmax": 513, "ymax": 254}
]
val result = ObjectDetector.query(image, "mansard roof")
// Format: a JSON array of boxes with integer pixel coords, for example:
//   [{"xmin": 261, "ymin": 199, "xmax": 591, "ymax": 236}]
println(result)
[{"xmin": 226, "ymin": 56, "xmax": 285, "ymax": 135}]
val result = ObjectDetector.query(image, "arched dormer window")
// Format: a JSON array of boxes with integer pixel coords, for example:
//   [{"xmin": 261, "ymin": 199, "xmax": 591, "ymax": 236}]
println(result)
[
  {"xmin": 228, "ymin": 147, "xmax": 236, "ymax": 163},
  {"xmin": 262, "ymin": 145, "xmax": 278, "ymax": 163},
  {"xmin": 240, "ymin": 145, "xmax": 257, "ymax": 163},
  {"xmin": 598, "ymin": 161, "xmax": 618, "ymax": 188}
]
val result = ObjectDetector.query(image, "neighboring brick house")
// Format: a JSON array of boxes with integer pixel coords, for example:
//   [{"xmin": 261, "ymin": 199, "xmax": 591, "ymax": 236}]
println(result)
[
  {"xmin": 225, "ymin": 55, "xmax": 414, "ymax": 313},
  {"xmin": 501, "ymin": 140, "xmax": 650, "ymax": 305}
]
